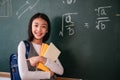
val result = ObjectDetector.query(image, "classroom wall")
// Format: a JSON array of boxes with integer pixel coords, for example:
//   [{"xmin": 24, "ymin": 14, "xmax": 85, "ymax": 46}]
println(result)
[{"xmin": 0, "ymin": 0, "xmax": 120, "ymax": 80}]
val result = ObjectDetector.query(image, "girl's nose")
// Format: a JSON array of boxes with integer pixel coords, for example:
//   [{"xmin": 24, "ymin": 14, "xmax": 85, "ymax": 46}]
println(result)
[{"xmin": 37, "ymin": 26, "xmax": 41, "ymax": 31}]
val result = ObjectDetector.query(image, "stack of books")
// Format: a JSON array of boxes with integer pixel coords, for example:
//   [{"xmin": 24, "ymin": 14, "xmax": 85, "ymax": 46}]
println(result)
[{"xmin": 37, "ymin": 43, "xmax": 61, "ymax": 71}]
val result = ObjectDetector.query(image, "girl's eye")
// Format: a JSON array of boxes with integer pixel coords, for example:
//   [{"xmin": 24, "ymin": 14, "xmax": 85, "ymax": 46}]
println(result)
[
  {"xmin": 42, "ymin": 25, "xmax": 47, "ymax": 29},
  {"xmin": 34, "ymin": 25, "xmax": 38, "ymax": 27}
]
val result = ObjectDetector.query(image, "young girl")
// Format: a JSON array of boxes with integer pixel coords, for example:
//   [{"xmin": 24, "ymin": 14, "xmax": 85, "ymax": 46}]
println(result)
[{"xmin": 18, "ymin": 13, "xmax": 64, "ymax": 80}]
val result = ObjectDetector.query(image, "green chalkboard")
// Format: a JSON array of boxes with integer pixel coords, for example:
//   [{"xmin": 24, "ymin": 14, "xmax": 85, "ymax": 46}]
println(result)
[{"xmin": 0, "ymin": 0, "xmax": 120, "ymax": 80}]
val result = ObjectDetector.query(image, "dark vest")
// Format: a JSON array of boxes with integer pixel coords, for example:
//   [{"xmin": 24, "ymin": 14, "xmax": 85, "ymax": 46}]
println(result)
[{"xmin": 26, "ymin": 41, "xmax": 55, "ymax": 80}]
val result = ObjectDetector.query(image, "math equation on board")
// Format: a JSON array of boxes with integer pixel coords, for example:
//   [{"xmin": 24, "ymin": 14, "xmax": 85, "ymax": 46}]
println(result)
[
  {"xmin": 14, "ymin": 0, "xmax": 112, "ymax": 37},
  {"xmin": 59, "ymin": 0, "xmax": 112, "ymax": 37}
]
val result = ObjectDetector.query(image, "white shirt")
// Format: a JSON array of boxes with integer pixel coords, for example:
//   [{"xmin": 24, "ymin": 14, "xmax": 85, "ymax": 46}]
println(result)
[{"xmin": 18, "ymin": 41, "xmax": 64, "ymax": 80}]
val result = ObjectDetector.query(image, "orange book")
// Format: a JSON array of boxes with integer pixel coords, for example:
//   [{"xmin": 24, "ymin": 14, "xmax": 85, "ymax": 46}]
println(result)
[{"xmin": 37, "ymin": 43, "xmax": 50, "ymax": 72}]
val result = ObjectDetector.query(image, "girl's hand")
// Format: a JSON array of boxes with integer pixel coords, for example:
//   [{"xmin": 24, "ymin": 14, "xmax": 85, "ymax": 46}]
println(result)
[
  {"xmin": 50, "ymin": 70, "xmax": 54, "ymax": 77},
  {"xmin": 29, "ymin": 56, "xmax": 40, "ymax": 66},
  {"xmin": 39, "ymin": 56, "xmax": 47, "ymax": 64},
  {"xmin": 28, "ymin": 56, "xmax": 47, "ymax": 66}
]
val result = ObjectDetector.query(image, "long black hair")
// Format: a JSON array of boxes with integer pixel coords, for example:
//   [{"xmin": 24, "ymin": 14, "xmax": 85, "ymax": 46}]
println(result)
[{"xmin": 27, "ymin": 13, "xmax": 51, "ymax": 42}]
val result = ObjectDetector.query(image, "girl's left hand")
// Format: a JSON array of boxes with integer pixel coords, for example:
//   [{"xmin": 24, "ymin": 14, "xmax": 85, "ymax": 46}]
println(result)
[{"xmin": 50, "ymin": 70, "xmax": 54, "ymax": 77}]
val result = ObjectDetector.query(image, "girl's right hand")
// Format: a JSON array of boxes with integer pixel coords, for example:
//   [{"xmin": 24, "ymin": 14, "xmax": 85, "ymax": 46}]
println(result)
[
  {"xmin": 28, "ymin": 56, "xmax": 41, "ymax": 66},
  {"xmin": 28, "ymin": 56, "xmax": 47, "ymax": 67}
]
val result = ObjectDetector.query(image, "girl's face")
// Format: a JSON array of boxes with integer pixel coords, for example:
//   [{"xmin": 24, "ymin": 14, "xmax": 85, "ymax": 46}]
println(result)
[{"xmin": 32, "ymin": 17, "xmax": 48, "ymax": 41}]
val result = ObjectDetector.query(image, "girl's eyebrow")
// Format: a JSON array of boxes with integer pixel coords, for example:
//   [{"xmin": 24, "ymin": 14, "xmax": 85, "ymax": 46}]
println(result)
[
  {"xmin": 42, "ymin": 24, "xmax": 47, "ymax": 25},
  {"xmin": 33, "ymin": 22, "xmax": 39, "ymax": 24}
]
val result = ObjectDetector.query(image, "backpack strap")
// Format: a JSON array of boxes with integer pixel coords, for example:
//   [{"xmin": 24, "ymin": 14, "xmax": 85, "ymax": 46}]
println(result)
[
  {"xmin": 9, "ymin": 40, "xmax": 30, "ymax": 80},
  {"xmin": 23, "ymin": 40, "xmax": 30, "ymax": 59}
]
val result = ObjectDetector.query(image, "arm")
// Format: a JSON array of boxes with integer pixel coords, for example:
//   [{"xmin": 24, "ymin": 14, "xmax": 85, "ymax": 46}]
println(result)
[
  {"xmin": 45, "ymin": 57, "xmax": 64, "ymax": 75},
  {"xmin": 18, "ymin": 41, "xmax": 50, "ymax": 80},
  {"xmin": 28, "ymin": 50, "xmax": 64, "ymax": 75}
]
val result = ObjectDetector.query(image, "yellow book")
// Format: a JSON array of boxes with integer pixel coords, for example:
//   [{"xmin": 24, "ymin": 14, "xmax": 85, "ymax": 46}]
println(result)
[
  {"xmin": 37, "ymin": 43, "xmax": 50, "ymax": 72},
  {"xmin": 37, "ymin": 43, "xmax": 61, "ymax": 72}
]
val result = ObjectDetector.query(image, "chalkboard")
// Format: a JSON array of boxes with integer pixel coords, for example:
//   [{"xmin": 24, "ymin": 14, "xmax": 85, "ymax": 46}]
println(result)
[{"xmin": 0, "ymin": 0, "xmax": 120, "ymax": 80}]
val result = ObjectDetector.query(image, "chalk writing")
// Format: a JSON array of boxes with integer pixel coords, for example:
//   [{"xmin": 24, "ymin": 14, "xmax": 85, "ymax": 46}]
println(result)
[
  {"xmin": 84, "ymin": 23, "xmax": 89, "ymax": 29},
  {"xmin": 16, "ymin": 0, "xmax": 39, "ymax": 19},
  {"xmin": 116, "ymin": 14, "xmax": 120, "ymax": 16},
  {"xmin": 95, "ymin": 6, "xmax": 112, "ymax": 16},
  {"xmin": 0, "ymin": 0, "xmax": 12, "ymax": 17},
  {"xmin": 95, "ymin": 6, "xmax": 111, "ymax": 30},
  {"xmin": 96, "ymin": 17, "xmax": 110, "ymax": 30},
  {"xmin": 62, "ymin": 0, "xmax": 76, "ymax": 4},
  {"xmin": 59, "ymin": 13, "xmax": 78, "ymax": 37}
]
